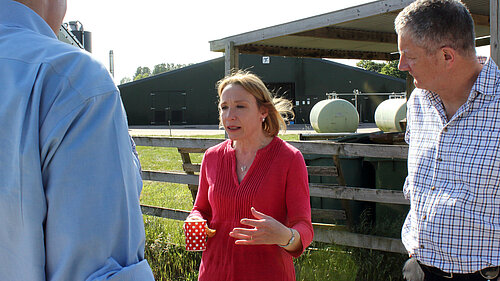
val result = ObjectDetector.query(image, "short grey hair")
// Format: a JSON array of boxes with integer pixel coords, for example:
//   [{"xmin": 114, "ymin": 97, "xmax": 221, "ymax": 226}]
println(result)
[{"xmin": 395, "ymin": 0, "xmax": 476, "ymax": 57}]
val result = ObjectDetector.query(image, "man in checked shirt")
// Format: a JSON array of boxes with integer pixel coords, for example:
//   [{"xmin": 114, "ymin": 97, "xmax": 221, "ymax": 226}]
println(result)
[{"xmin": 395, "ymin": 0, "xmax": 500, "ymax": 280}]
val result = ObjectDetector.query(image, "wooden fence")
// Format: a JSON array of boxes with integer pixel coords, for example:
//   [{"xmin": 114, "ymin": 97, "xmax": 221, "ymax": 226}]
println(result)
[{"xmin": 134, "ymin": 136, "xmax": 409, "ymax": 254}]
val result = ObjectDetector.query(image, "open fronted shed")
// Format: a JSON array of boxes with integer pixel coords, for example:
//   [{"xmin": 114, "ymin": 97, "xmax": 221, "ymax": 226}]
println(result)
[{"xmin": 209, "ymin": 0, "xmax": 496, "ymax": 93}]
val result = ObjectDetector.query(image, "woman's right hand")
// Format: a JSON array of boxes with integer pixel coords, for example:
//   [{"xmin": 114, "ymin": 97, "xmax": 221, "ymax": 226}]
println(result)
[
  {"xmin": 185, "ymin": 216, "xmax": 216, "ymax": 238},
  {"xmin": 186, "ymin": 215, "xmax": 204, "ymax": 221}
]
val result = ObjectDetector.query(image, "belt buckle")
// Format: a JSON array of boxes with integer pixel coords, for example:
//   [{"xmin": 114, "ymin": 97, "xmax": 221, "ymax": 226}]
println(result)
[
  {"xmin": 443, "ymin": 272, "xmax": 453, "ymax": 279},
  {"xmin": 480, "ymin": 267, "xmax": 500, "ymax": 280}
]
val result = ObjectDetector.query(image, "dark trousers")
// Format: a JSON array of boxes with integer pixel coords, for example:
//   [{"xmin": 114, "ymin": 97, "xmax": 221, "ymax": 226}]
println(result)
[{"xmin": 403, "ymin": 258, "xmax": 499, "ymax": 281}]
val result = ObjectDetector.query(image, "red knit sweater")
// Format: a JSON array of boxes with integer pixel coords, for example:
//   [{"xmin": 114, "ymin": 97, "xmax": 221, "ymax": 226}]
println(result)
[{"xmin": 190, "ymin": 137, "xmax": 313, "ymax": 281}]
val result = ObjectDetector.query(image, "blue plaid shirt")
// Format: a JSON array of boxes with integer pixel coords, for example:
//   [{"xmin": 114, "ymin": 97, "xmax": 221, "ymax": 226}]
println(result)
[{"xmin": 402, "ymin": 57, "xmax": 500, "ymax": 274}]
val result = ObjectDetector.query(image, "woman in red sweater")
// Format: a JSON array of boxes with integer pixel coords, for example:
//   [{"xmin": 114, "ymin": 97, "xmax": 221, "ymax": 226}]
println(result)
[{"xmin": 187, "ymin": 70, "xmax": 313, "ymax": 281}]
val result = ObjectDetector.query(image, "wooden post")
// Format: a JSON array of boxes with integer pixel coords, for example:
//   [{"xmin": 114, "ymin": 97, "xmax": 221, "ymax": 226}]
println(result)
[
  {"xmin": 333, "ymin": 155, "xmax": 354, "ymax": 229},
  {"xmin": 491, "ymin": 0, "xmax": 500, "ymax": 65},
  {"xmin": 224, "ymin": 41, "xmax": 239, "ymax": 76},
  {"xmin": 405, "ymin": 74, "xmax": 414, "ymax": 100},
  {"xmin": 178, "ymin": 148, "xmax": 198, "ymax": 202}
]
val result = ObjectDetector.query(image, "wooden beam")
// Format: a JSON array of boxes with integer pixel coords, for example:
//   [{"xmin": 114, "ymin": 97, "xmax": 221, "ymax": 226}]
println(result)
[
  {"xmin": 178, "ymin": 148, "xmax": 207, "ymax": 154},
  {"xmin": 178, "ymin": 149, "xmax": 199, "ymax": 201},
  {"xmin": 133, "ymin": 137, "xmax": 408, "ymax": 159},
  {"xmin": 312, "ymin": 208, "xmax": 347, "ymax": 222},
  {"xmin": 237, "ymin": 44, "xmax": 399, "ymax": 60},
  {"xmin": 313, "ymin": 223, "xmax": 407, "ymax": 254},
  {"xmin": 387, "ymin": 10, "xmax": 490, "ymax": 27},
  {"xmin": 183, "ymin": 163, "xmax": 336, "ymax": 177},
  {"xmin": 141, "ymin": 205, "xmax": 190, "ymax": 221},
  {"xmin": 309, "ymin": 183, "xmax": 409, "ymax": 205},
  {"xmin": 182, "ymin": 163, "xmax": 201, "ymax": 173},
  {"xmin": 133, "ymin": 137, "xmax": 222, "ymax": 150},
  {"xmin": 287, "ymin": 140, "xmax": 408, "ymax": 159},
  {"xmin": 141, "ymin": 170, "xmax": 199, "ymax": 185},
  {"xmin": 210, "ymin": 0, "xmax": 414, "ymax": 52},
  {"xmin": 224, "ymin": 41, "xmax": 238, "ymax": 76},
  {"xmin": 475, "ymin": 36, "xmax": 490, "ymax": 47},
  {"xmin": 471, "ymin": 13, "xmax": 490, "ymax": 26},
  {"xmin": 307, "ymin": 166, "xmax": 338, "ymax": 176},
  {"xmin": 406, "ymin": 74, "xmax": 415, "ymax": 98},
  {"xmin": 140, "ymin": 170, "xmax": 408, "ymax": 205},
  {"xmin": 491, "ymin": 0, "xmax": 500, "ymax": 65},
  {"xmin": 294, "ymin": 27, "xmax": 398, "ymax": 44},
  {"xmin": 138, "ymin": 205, "xmax": 406, "ymax": 253}
]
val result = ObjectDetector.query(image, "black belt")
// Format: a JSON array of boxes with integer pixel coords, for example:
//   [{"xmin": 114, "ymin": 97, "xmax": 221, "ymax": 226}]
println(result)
[{"xmin": 419, "ymin": 263, "xmax": 500, "ymax": 280}]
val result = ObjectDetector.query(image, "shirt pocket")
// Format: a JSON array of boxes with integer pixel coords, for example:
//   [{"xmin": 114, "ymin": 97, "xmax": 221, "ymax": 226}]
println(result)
[{"xmin": 454, "ymin": 129, "xmax": 500, "ymax": 202}]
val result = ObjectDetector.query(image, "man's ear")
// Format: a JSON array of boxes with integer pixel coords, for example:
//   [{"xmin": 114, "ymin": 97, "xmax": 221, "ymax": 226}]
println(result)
[{"xmin": 441, "ymin": 47, "xmax": 456, "ymax": 67}]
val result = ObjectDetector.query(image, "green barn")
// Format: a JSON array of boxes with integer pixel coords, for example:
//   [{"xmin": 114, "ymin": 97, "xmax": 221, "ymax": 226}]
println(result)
[{"xmin": 118, "ymin": 54, "xmax": 405, "ymax": 126}]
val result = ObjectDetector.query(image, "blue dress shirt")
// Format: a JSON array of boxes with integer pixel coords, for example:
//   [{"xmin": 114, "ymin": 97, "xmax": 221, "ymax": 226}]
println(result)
[
  {"xmin": 0, "ymin": 0, "xmax": 154, "ymax": 280},
  {"xmin": 402, "ymin": 57, "xmax": 500, "ymax": 273}
]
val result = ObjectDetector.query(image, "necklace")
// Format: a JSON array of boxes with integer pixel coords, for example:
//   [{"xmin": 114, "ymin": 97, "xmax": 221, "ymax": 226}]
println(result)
[{"xmin": 240, "ymin": 165, "xmax": 247, "ymax": 172}]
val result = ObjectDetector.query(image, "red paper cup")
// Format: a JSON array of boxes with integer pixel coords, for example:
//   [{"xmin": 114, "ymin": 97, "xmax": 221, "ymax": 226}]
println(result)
[{"xmin": 183, "ymin": 219, "xmax": 207, "ymax": 251}]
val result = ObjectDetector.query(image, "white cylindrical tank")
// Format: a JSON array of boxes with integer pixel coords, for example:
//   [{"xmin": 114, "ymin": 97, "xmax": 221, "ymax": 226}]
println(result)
[
  {"xmin": 309, "ymin": 99, "xmax": 359, "ymax": 133},
  {"xmin": 374, "ymin": 98, "xmax": 407, "ymax": 132}
]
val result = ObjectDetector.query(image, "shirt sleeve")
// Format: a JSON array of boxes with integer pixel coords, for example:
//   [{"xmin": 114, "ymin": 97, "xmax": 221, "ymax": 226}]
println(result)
[
  {"xmin": 286, "ymin": 151, "xmax": 314, "ymax": 257},
  {"xmin": 40, "ymin": 91, "xmax": 154, "ymax": 280},
  {"xmin": 189, "ymin": 150, "xmax": 213, "ymax": 224}
]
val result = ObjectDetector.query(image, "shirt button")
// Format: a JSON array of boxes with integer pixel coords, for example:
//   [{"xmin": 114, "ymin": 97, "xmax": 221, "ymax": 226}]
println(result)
[
  {"xmin": 437, "ymin": 157, "xmax": 443, "ymax": 162},
  {"xmin": 422, "ymin": 215, "xmax": 427, "ymax": 220},
  {"xmin": 443, "ymin": 127, "xmax": 448, "ymax": 132},
  {"xmin": 420, "ymin": 245, "xmax": 425, "ymax": 249},
  {"xmin": 431, "ymin": 186, "xmax": 436, "ymax": 191}
]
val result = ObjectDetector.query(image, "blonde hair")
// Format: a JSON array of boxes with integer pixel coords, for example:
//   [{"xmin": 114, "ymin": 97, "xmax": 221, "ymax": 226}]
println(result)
[{"xmin": 216, "ymin": 70, "xmax": 294, "ymax": 137}]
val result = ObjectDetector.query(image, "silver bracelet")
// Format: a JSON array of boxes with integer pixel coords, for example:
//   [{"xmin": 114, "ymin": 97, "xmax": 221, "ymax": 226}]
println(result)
[{"xmin": 279, "ymin": 228, "xmax": 295, "ymax": 248}]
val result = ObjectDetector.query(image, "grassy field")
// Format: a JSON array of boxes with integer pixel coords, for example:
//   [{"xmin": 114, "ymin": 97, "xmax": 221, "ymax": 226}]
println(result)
[{"xmin": 137, "ymin": 133, "xmax": 406, "ymax": 281}]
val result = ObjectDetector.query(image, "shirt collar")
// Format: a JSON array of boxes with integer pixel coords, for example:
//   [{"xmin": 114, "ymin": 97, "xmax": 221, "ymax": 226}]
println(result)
[
  {"xmin": 471, "ymin": 56, "xmax": 500, "ymax": 97},
  {"xmin": 0, "ymin": 0, "xmax": 56, "ymax": 39}
]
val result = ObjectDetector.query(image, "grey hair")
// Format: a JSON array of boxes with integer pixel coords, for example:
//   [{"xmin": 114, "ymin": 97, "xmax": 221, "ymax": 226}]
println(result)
[{"xmin": 395, "ymin": 0, "xmax": 476, "ymax": 57}]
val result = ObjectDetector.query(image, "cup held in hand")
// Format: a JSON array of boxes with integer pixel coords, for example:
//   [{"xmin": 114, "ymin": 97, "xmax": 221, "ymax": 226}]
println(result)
[{"xmin": 183, "ymin": 219, "xmax": 208, "ymax": 251}]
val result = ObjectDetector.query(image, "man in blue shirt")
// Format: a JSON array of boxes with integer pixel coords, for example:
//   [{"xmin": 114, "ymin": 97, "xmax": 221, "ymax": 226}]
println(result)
[{"xmin": 0, "ymin": 0, "xmax": 154, "ymax": 280}]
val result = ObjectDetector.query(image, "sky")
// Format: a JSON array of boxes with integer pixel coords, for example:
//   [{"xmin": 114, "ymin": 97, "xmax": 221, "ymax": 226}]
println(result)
[
  {"xmin": 63, "ymin": 0, "xmax": 378, "ymax": 82},
  {"xmin": 64, "ymin": 0, "xmax": 491, "ymax": 83}
]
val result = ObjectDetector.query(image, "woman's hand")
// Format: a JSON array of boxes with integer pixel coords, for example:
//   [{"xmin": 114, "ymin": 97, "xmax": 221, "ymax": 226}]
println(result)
[
  {"xmin": 186, "ymin": 215, "xmax": 204, "ymax": 221},
  {"xmin": 185, "ymin": 215, "xmax": 216, "ymax": 238},
  {"xmin": 229, "ymin": 207, "xmax": 295, "ymax": 247}
]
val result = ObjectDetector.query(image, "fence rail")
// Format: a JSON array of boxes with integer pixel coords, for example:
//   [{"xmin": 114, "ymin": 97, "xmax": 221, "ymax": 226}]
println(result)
[{"xmin": 135, "ymin": 136, "xmax": 409, "ymax": 254}]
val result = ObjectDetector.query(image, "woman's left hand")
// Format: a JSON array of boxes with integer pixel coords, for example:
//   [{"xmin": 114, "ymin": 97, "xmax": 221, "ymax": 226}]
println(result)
[{"xmin": 229, "ymin": 207, "xmax": 292, "ymax": 246}]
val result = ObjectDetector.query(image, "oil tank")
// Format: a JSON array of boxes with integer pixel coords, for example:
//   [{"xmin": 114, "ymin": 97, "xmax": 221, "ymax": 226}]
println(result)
[
  {"xmin": 374, "ymin": 98, "xmax": 406, "ymax": 132},
  {"xmin": 309, "ymin": 98, "xmax": 359, "ymax": 133}
]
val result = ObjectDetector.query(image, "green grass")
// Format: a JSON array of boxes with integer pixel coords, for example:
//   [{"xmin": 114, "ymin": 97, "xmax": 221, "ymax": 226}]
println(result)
[
  {"xmin": 137, "ymin": 133, "xmax": 405, "ymax": 281},
  {"xmin": 294, "ymin": 244, "xmax": 358, "ymax": 281}
]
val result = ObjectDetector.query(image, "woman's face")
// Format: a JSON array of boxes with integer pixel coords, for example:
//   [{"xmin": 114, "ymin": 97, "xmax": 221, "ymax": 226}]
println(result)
[{"xmin": 219, "ymin": 84, "xmax": 268, "ymax": 141}]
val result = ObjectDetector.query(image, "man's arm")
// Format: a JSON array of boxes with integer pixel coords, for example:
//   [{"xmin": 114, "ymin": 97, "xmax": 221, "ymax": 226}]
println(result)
[{"xmin": 40, "ymin": 90, "xmax": 154, "ymax": 281}]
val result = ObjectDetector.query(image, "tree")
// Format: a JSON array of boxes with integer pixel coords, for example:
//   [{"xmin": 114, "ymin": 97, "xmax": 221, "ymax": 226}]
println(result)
[
  {"xmin": 152, "ymin": 63, "xmax": 168, "ymax": 75},
  {"xmin": 152, "ymin": 63, "xmax": 191, "ymax": 75},
  {"xmin": 380, "ymin": 60, "xmax": 407, "ymax": 79},
  {"xmin": 357, "ymin": 60, "xmax": 407, "ymax": 79},
  {"xmin": 356, "ymin": 60, "xmax": 384, "ymax": 73},
  {"xmin": 131, "ymin": 63, "xmax": 193, "ymax": 81},
  {"xmin": 120, "ymin": 77, "xmax": 132, "ymax": 84},
  {"xmin": 133, "ymin": 66, "xmax": 151, "ymax": 81}
]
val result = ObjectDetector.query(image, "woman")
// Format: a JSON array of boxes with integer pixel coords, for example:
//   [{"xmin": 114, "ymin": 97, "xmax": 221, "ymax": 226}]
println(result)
[{"xmin": 187, "ymin": 70, "xmax": 313, "ymax": 281}]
